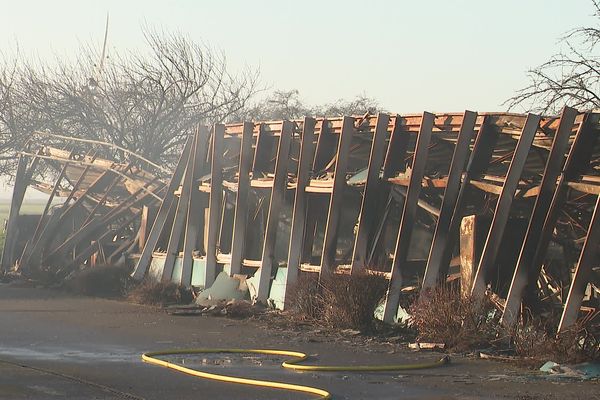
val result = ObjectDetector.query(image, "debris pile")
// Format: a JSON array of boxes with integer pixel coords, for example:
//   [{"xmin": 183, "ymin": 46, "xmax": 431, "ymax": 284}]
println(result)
[
  {"xmin": 1, "ymin": 132, "xmax": 167, "ymax": 282},
  {"xmin": 2, "ymin": 108, "xmax": 599, "ymax": 338}
]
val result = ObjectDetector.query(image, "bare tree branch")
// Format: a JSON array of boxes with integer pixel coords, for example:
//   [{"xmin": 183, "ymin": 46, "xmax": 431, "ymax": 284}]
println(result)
[
  {"xmin": 506, "ymin": 0, "xmax": 600, "ymax": 113},
  {"xmin": 0, "ymin": 28, "xmax": 260, "ymax": 175}
]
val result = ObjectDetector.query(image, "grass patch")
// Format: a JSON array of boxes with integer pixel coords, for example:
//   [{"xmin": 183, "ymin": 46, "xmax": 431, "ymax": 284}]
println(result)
[{"xmin": 128, "ymin": 279, "xmax": 194, "ymax": 306}]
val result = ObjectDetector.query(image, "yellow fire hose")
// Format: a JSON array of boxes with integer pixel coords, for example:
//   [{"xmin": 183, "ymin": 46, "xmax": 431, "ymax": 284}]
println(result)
[{"xmin": 142, "ymin": 348, "xmax": 450, "ymax": 399}]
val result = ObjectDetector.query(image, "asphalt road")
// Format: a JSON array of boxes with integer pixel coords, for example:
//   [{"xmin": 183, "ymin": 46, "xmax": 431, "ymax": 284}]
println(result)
[{"xmin": 0, "ymin": 285, "xmax": 595, "ymax": 399}]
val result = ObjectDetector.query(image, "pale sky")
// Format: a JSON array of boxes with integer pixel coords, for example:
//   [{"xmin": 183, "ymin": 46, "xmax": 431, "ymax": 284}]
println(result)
[
  {"xmin": 0, "ymin": 0, "xmax": 595, "ymax": 199},
  {"xmin": 1, "ymin": 0, "xmax": 596, "ymax": 113}
]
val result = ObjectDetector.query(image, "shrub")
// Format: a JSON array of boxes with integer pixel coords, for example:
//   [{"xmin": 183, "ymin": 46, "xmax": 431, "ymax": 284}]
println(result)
[
  {"xmin": 127, "ymin": 279, "xmax": 194, "ymax": 306},
  {"xmin": 65, "ymin": 265, "xmax": 130, "ymax": 297},
  {"xmin": 287, "ymin": 271, "xmax": 388, "ymax": 330},
  {"xmin": 409, "ymin": 285, "xmax": 498, "ymax": 351}
]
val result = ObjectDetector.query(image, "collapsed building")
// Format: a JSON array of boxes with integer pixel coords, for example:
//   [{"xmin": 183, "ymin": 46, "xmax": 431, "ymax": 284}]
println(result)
[
  {"xmin": 1, "ymin": 132, "xmax": 167, "ymax": 280},
  {"xmin": 2, "ymin": 109, "xmax": 599, "ymax": 333}
]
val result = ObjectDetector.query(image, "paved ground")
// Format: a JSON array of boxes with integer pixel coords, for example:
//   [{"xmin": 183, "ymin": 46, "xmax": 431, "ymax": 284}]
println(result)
[{"xmin": 0, "ymin": 285, "xmax": 596, "ymax": 399}]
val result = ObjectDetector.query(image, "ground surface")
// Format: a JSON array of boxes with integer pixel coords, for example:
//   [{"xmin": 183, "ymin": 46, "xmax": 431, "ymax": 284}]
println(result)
[{"xmin": 0, "ymin": 285, "xmax": 596, "ymax": 400}]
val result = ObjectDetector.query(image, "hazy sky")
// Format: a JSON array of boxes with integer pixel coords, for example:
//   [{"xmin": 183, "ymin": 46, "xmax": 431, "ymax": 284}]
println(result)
[{"xmin": 1, "ymin": 0, "xmax": 596, "ymax": 114}]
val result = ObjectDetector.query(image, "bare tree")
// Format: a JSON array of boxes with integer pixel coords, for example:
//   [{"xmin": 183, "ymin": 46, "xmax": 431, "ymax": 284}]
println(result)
[
  {"xmin": 506, "ymin": 1, "xmax": 600, "ymax": 113},
  {"xmin": 235, "ymin": 89, "xmax": 380, "ymax": 121},
  {"xmin": 0, "ymin": 28, "xmax": 259, "ymax": 173}
]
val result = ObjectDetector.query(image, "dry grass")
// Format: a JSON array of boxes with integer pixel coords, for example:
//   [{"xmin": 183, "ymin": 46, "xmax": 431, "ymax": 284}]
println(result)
[
  {"xmin": 65, "ymin": 265, "xmax": 130, "ymax": 298},
  {"xmin": 409, "ymin": 285, "xmax": 499, "ymax": 351},
  {"xmin": 409, "ymin": 286, "xmax": 599, "ymax": 363},
  {"xmin": 286, "ymin": 273, "xmax": 323, "ymax": 321},
  {"xmin": 509, "ymin": 314, "xmax": 599, "ymax": 365},
  {"xmin": 287, "ymin": 271, "xmax": 388, "ymax": 330},
  {"xmin": 127, "ymin": 279, "xmax": 194, "ymax": 306}
]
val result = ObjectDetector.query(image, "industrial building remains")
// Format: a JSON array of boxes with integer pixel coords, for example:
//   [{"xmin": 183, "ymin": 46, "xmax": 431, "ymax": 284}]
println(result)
[{"xmin": 2, "ymin": 108, "xmax": 599, "ymax": 333}]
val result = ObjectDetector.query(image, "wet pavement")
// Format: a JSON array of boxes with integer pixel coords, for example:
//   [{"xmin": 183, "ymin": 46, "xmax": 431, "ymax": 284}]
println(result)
[{"xmin": 0, "ymin": 285, "xmax": 595, "ymax": 399}]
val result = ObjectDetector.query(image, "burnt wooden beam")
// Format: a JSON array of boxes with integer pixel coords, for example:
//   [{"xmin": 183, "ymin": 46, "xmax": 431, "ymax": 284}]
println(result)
[
  {"xmin": 284, "ymin": 118, "xmax": 317, "ymax": 304},
  {"xmin": 383, "ymin": 112, "xmax": 435, "ymax": 323},
  {"xmin": 422, "ymin": 110, "xmax": 478, "ymax": 290},
  {"xmin": 319, "ymin": 116, "xmax": 355, "ymax": 278},
  {"xmin": 229, "ymin": 122, "xmax": 255, "ymax": 276},
  {"xmin": 131, "ymin": 136, "xmax": 194, "ymax": 281},
  {"xmin": 30, "ymin": 151, "xmax": 74, "ymax": 244},
  {"xmin": 57, "ymin": 170, "xmax": 114, "ymax": 225},
  {"xmin": 383, "ymin": 116, "xmax": 411, "ymax": 179},
  {"xmin": 80, "ymin": 173, "xmax": 123, "ymax": 227},
  {"xmin": 351, "ymin": 113, "xmax": 390, "ymax": 272},
  {"xmin": 180, "ymin": 126, "xmax": 210, "ymax": 286},
  {"xmin": 64, "ymin": 210, "xmax": 142, "ymax": 272},
  {"xmin": 524, "ymin": 113, "xmax": 599, "ymax": 302},
  {"xmin": 204, "ymin": 124, "xmax": 225, "ymax": 287},
  {"xmin": 1, "ymin": 154, "xmax": 35, "ymax": 271},
  {"xmin": 558, "ymin": 194, "xmax": 600, "ymax": 332},
  {"xmin": 459, "ymin": 215, "xmax": 478, "ymax": 296},
  {"xmin": 161, "ymin": 133, "xmax": 198, "ymax": 282},
  {"xmin": 471, "ymin": 113, "xmax": 541, "ymax": 296},
  {"xmin": 434, "ymin": 116, "xmax": 500, "ymax": 283},
  {"xmin": 256, "ymin": 120, "xmax": 293, "ymax": 301},
  {"xmin": 301, "ymin": 120, "xmax": 333, "ymax": 262},
  {"xmin": 502, "ymin": 107, "xmax": 578, "ymax": 327},
  {"xmin": 138, "ymin": 206, "xmax": 154, "ymax": 251},
  {"xmin": 45, "ymin": 181, "xmax": 159, "ymax": 266}
]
